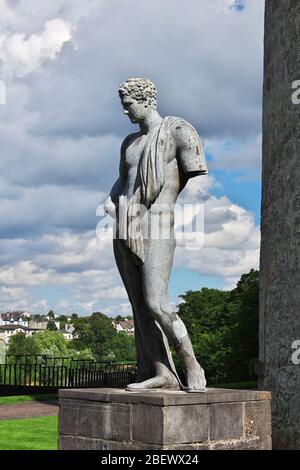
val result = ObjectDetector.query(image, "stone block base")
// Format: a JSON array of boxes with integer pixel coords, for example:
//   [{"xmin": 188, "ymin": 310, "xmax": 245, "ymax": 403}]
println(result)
[{"xmin": 58, "ymin": 388, "xmax": 272, "ymax": 450}]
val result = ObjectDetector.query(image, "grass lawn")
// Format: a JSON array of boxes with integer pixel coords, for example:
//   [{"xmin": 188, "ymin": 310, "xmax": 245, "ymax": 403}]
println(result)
[
  {"xmin": 0, "ymin": 416, "xmax": 58, "ymax": 450},
  {"xmin": 0, "ymin": 394, "xmax": 58, "ymax": 406}
]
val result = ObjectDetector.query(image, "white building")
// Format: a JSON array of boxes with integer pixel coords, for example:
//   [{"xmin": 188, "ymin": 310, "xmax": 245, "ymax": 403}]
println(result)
[
  {"xmin": 60, "ymin": 330, "xmax": 74, "ymax": 341},
  {"xmin": 0, "ymin": 325, "xmax": 39, "ymax": 346},
  {"xmin": 0, "ymin": 311, "xmax": 76, "ymax": 347},
  {"xmin": 65, "ymin": 322, "xmax": 75, "ymax": 334},
  {"xmin": 28, "ymin": 318, "xmax": 49, "ymax": 330},
  {"xmin": 112, "ymin": 318, "xmax": 135, "ymax": 336},
  {"xmin": 0, "ymin": 311, "xmax": 31, "ymax": 327}
]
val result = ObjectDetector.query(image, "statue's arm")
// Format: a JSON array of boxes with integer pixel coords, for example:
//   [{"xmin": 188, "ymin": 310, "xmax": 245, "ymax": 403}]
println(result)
[
  {"xmin": 174, "ymin": 126, "xmax": 208, "ymax": 178},
  {"xmin": 104, "ymin": 138, "xmax": 128, "ymax": 218}
]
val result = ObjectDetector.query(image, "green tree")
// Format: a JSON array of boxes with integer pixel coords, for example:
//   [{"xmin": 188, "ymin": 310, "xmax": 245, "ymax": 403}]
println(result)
[
  {"xmin": 177, "ymin": 288, "xmax": 236, "ymax": 384},
  {"xmin": 58, "ymin": 315, "xmax": 68, "ymax": 329},
  {"xmin": 47, "ymin": 320, "xmax": 58, "ymax": 331},
  {"xmin": 67, "ymin": 347, "xmax": 95, "ymax": 361},
  {"xmin": 229, "ymin": 269, "xmax": 259, "ymax": 380},
  {"xmin": 115, "ymin": 315, "xmax": 125, "ymax": 322},
  {"xmin": 32, "ymin": 314, "xmax": 43, "ymax": 321},
  {"xmin": 115, "ymin": 315, "xmax": 133, "ymax": 321},
  {"xmin": 0, "ymin": 339, "xmax": 6, "ymax": 362},
  {"xmin": 89, "ymin": 312, "xmax": 117, "ymax": 360},
  {"xmin": 47, "ymin": 310, "xmax": 55, "ymax": 319},
  {"xmin": 72, "ymin": 313, "xmax": 117, "ymax": 361},
  {"xmin": 7, "ymin": 333, "xmax": 38, "ymax": 358},
  {"xmin": 70, "ymin": 317, "xmax": 90, "ymax": 351},
  {"xmin": 32, "ymin": 331, "xmax": 68, "ymax": 357},
  {"xmin": 176, "ymin": 270, "xmax": 259, "ymax": 385},
  {"xmin": 110, "ymin": 333, "xmax": 136, "ymax": 362}
]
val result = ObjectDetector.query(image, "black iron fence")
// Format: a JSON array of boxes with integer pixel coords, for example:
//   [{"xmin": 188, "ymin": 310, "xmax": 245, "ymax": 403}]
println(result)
[{"xmin": 0, "ymin": 355, "xmax": 137, "ymax": 395}]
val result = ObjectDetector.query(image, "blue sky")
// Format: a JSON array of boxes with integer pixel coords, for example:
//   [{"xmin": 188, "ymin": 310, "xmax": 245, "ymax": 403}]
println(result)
[{"xmin": 0, "ymin": 0, "xmax": 265, "ymax": 316}]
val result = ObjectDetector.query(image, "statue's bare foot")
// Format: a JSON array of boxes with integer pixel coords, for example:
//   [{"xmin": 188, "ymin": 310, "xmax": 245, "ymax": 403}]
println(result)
[
  {"xmin": 126, "ymin": 372, "xmax": 180, "ymax": 391},
  {"xmin": 185, "ymin": 358, "xmax": 207, "ymax": 393}
]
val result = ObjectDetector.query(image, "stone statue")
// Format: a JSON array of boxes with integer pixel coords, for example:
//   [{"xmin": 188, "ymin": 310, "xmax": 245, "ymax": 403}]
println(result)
[{"xmin": 104, "ymin": 78, "xmax": 208, "ymax": 391}]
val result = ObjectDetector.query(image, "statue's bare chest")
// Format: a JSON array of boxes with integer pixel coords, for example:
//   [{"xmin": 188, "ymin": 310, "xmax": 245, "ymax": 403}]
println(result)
[
  {"xmin": 125, "ymin": 134, "xmax": 148, "ymax": 168},
  {"xmin": 125, "ymin": 132, "xmax": 176, "ymax": 170}
]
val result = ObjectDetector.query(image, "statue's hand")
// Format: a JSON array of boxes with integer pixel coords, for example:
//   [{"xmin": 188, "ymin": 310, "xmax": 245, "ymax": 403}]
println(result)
[{"xmin": 104, "ymin": 196, "xmax": 116, "ymax": 219}]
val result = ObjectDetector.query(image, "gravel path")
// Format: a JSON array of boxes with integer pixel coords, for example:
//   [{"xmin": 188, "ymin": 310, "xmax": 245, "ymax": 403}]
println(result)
[{"xmin": 0, "ymin": 400, "xmax": 59, "ymax": 420}]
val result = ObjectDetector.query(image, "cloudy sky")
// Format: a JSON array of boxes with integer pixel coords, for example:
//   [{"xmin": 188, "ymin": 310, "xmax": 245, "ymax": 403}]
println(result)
[{"xmin": 0, "ymin": 0, "xmax": 265, "ymax": 316}]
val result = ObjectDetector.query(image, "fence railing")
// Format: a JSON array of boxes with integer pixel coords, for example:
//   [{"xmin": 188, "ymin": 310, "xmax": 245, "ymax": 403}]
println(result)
[{"xmin": 0, "ymin": 355, "xmax": 137, "ymax": 394}]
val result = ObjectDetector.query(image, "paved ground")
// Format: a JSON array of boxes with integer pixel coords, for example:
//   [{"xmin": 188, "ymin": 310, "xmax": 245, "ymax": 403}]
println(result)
[{"xmin": 0, "ymin": 400, "xmax": 59, "ymax": 420}]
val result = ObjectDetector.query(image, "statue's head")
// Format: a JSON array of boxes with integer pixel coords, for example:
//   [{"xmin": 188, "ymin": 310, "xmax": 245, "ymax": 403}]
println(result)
[{"xmin": 118, "ymin": 78, "xmax": 157, "ymax": 123}]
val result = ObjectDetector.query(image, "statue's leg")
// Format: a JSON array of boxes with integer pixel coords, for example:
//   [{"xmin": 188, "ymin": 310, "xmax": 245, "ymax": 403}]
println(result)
[
  {"xmin": 141, "ymin": 237, "xmax": 207, "ymax": 392},
  {"xmin": 113, "ymin": 239, "xmax": 180, "ymax": 389}
]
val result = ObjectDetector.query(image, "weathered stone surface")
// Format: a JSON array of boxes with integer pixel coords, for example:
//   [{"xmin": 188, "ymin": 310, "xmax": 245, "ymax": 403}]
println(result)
[
  {"xmin": 59, "ymin": 399, "xmax": 131, "ymax": 441},
  {"xmin": 59, "ymin": 435, "xmax": 161, "ymax": 451},
  {"xmin": 132, "ymin": 404, "xmax": 163, "ymax": 444},
  {"xmin": 58, "ymin": 388, "xmax": 272, "ymax": 450},
  {"xmin": 59, "ymin": 435, "xmax": 272, "ymax": 451},
  {"xmin": 59, "ymin": 387, "xmax": 270, "ymax": 406},
  {"xmin": 245, "ymin": 400, "xmax": 272, "ymax": 439},
  {"xmin": 211, "ymin": 436, "xmax": 272, "ymax": 451},
  {"xmin": 58, "ymin": 401, "xmax": 78, "ymax": 436},
  {"xmin": 210, "ymin": 403, "xmax": 243, "ymax": 441},
  {"xmin": 132, "ymin": 403, "xmax": 209, "ymax": 444},
  {"xmin": 260, "ymin": 0, "xmax": 300, "ymax": 450}
]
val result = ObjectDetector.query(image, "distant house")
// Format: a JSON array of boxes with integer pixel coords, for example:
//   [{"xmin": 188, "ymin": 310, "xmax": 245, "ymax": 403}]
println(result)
[
  {"xmin": 112, "ymin": 318, "xmax": 135, "ymax": 336},
  {"xmin": 28, "ymin": 318, "xmax": 49, "ymax": 330},
  {"xmin": 0, "ymin": 324, "xmax": 39, "ymax": 346},
  {"xmin": 0, "ymin": 310, "xmax": 76, "ymax": 348},
  {"xmin": 0, "ymin": 311, "xmax": 31, "ymax": 327},
  {"xmin": 65, "ymin": 322, "xmax": 75, "ymax": 334},
  {"xmin": 54, "ymin": 319, "xmax": 76, "ymax": 341},
  {"xmin": 58, "ymin": 328, "xmax": 74, "ymax": 341}
]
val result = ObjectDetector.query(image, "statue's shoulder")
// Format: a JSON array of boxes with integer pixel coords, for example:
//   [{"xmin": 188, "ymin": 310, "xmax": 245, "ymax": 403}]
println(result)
[
  {"xmin": 121, "ymin": 132, "xmax": 141, "ymax": 152},
  {"xmin": 164, "ymin": 116, "xmax": 201, "ymax": 145},
  {"xmin": 163, "ymin": 117, "xmax": 207, "ymax": 176}
]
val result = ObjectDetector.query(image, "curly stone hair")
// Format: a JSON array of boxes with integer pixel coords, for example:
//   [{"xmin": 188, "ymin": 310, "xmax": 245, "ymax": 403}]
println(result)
[{"xmin": 118, "ymin": 78, "xmax": 157, "ymax": 109}]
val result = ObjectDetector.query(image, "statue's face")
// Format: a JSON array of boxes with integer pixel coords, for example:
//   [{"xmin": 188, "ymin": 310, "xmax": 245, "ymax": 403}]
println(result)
[{"xmin": 121, "ymin": 96, "xmax": 150, "ymax": 123}]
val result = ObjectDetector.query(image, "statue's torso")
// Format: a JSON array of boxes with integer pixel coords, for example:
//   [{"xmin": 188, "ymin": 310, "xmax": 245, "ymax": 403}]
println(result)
[{"xmin": 123, "ymin": 131, "xmax": 182, "ymax": 207}]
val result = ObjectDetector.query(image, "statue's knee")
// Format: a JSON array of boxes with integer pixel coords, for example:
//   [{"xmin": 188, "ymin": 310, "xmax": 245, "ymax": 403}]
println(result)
[{"xmin": 145, "ymin": 299, "xmax": 163, "ymax": 321}]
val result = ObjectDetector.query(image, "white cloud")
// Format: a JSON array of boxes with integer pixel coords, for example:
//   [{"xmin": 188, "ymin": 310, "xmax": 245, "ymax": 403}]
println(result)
[
  {"xmin": 175, "ymin": 174, "xmax": 260, "ymax": 288},
  {"xmin": 205, "ymin": 134, "xmax": 262, "ymax": 172},
  {"xmin": 0, "ymin": 230, "xmax": 127, "ymax": 314},
  {"xmin": 0, "ymin": 261, "xmax": 51, "ymax": 287},
  {"xmin": 0, "ymin": 0, "xmax": 104, "ymax": 78},
  {"xmin": 0, "ymin": 0, "xmax": 102, "ymax": 34},
  {"xmin": 101, "ymin": 302, "xmax": 132, "ymax": 318},
  {"xmin": 0, "ymin": 19, "xmax": 72, "ymax": 77}
]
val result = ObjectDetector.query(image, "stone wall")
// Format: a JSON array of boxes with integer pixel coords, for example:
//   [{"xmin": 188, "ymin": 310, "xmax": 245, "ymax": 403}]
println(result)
[{"xmin": 260, "ymin": 0, "xmax": 300, "ymax": 450}]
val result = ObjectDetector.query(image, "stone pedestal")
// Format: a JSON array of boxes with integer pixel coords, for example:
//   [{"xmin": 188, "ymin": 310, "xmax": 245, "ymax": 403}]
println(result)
[{"xmin": 58, "ymin": 388, "xmax": 271, "ymax": 450}]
